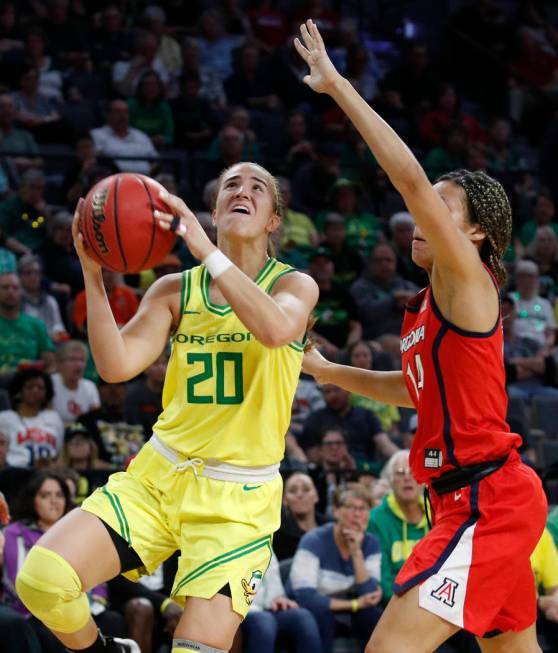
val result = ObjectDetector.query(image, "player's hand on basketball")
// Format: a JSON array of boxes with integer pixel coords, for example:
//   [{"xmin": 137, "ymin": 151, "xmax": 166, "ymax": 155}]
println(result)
[
  {"xmin": 294, "ymin": 19, "xmax": 343, "ymax": 94},
  {"xmin": 72, "ymin": 198, "xmax": 102, "ymax": 274},
  {"xmin": 156, "ymin": 191, "xmax": 216, "ymax": 261},
  {"xmin": 302, "ymin": 346, "xmax": 331, "ymax": 383}
]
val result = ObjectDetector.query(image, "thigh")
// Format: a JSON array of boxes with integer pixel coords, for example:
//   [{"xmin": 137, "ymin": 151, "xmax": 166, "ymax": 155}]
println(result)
[
  {"xmin": 36, "ymin": 508, "xmax": 122, "ymax": 590},
  {"xmin": 174, "ymin": 593, "xmax": 242, "ymax": 650},
  {"xmin": 476, "ymin": 624, "xmax": 541, "ymax": 653},
  {"xmin": 367, "ymin": 585, "xmax": 459, "ymax": 653}
]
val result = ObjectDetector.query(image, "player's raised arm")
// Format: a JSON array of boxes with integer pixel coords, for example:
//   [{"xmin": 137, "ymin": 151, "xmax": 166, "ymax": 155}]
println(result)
[
  {"xmin": 294, "ymin": 20, "xmax": 486, "ymax": 285},
  {"xmin": 72, "ymin": 203, "xmax": 174, "ymax": 382}
]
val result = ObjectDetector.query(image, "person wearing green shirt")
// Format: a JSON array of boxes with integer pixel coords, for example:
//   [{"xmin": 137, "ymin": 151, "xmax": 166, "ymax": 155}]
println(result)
[
  {"xmin": 0, "ymin": 272, "xmax": 55, "ymax": 372},
  {"xmin": 128, "ymin": 70, "xmax": 174, "ymax": 147},
  {"xmin": 368, "ymin": 450, "xmax": 428, "ymax": 603},
  {"xmin": 518, "ymin": 190, "xmax": 558, "ymax": 246}
]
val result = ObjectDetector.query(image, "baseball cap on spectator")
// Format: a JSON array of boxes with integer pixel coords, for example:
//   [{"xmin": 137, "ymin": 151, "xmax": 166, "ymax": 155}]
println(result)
[{"xmin": 64, "ymin": 423, "xmax": 92, "ymax": 443}]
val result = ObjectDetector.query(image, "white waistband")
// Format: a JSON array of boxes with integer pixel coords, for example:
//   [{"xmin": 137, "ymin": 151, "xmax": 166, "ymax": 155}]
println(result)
[{"xmin": 148, "ymin": 434, "xmax": 280, "ymax": 483}]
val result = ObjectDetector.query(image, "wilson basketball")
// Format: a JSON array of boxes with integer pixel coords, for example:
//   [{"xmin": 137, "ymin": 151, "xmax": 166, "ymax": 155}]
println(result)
[{"xmin": 79, "ymin": 173, "xmax": 177, "ymax": 273}]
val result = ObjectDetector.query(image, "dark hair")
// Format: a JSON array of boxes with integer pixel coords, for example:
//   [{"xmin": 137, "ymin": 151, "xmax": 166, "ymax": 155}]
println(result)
[
  {"xmin": 11, "ymin": 469, "xmax": 71, "ymax": 523},
  {"xmin": 436, "ymin": 169, "xmax": 512, "ymax": 286},
  {"xmin": 8, "ymin": 368, "xmax": 54, "ymax": 410},
  {"xmin": 136, "ymin": 69, "xmax": 165, "ymax": 104},
  {"xmin": 347, "ymin": 339, "xmax": 374, "ymax": 366},
  {"xmin": 320, "ymin": 427, "xmax": 346, "ymax": 443}
]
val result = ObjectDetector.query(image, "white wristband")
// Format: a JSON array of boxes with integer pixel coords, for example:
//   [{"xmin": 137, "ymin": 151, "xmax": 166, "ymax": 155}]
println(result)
[{"xmin": 203, "ymin": 249, "xmax": 233, "ymax": 279}]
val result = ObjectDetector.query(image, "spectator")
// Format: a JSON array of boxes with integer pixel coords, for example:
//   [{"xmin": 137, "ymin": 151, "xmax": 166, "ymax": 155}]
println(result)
[
  {"xmin": 308, "ymin": 247, "xmax": 362, "ymax": 360},
  {"xmin": 224, "ymin": 42, "xmax": 280, "ymax": 112},
  {"xmin": 486, "ymin": 117, "xmax": 527, "ymax": 174},
  {"xmin": 0, "ymin": 368, "xmax": 63, "ymax": 467},
  {"xmin": 180, "ymin": 37, "xmax": 227, "ymax": 111},
  {"xmin": 57, "ymin": 423, "xmax": 112, "ymax": 472},
  {"xmin": 368, "ymin": 450, "xmax": 428, "ymax": 604},
  {"xmin": 195, "ymin": 9, "xmax": 244, "ymax": 82},
  {"xmin": 1, "ymin": 469, "xmax": 126, "ymax": 649},
  {"xmin": 423, "ymin": 121, "xmax": 468, "ymax": 181},
  {"xmin": 0, "ymin": 93, "xmax": 41, "ymax": 174},
  {"xmin": 350, "ymin": 243, "xmax": 418, "ymax": 341},
  {"xmin": 123, "ymin": 351, "xmax": 167, "ymax": 438},
  {"xmin": 128, "ymin": 70, "xmax": 174, "ymax": 148},
  {"xmin": 0, "ymin": 272, "xmax": 55, "ymax": 373},
  {"xmin": 170, "ymin": 72, "xmax": 219, "ymax": 151},
  {"xmin": 525, "ymin": 226, "xmax": 558, "ymax": 300},
  {"xmin": 10, "ymin": 66, "xmax": 61, "ymax": 138},
  {"xmin": 23, "ymin": 26, "xmax": 63, "ymax": 103},
  {"xmin": 275, "ymin": 110, "xmax": 316, "ymax": 177},
  {"xmin": 0, "ymin": 168, "xmax": 49, "ymax": 255},
  {"xmin": 301, "ymin": 383, "xmax": 398, "ymax": 464},
  {"xmin": 248, "ymin": 0, "xmax": 289, "ymax": 49},
  {"xmin": 511, "ymin": 260, "xmax": 556, "ymax": 348},
  {"xmin": 289, "ymin": 483, "xmax": 382, "ymax": 653},
  {"xmin": 321, "ymin": 213, "xmax": 363, "ymax": 286},
  {"xmin": 62, "ymin": 136, "xmax": 114, "ymax": 208},
  {"xmin": 242, "ymin": 552, "xmax": 323, "ymax": 653},
  {"xmin": 36, "ymin": 209, "xmax": 83, "ymax": 296},
  {"xmin": 389, "ymin": 211, "xmax": 429, "ymax": 287},
  {"xmin": 0, "ymin": 2, "xmax": 24, "ymax": 59},
  {"xmin": 72, "ymin": 269, "xmax": 139, "ymax": 336},
  {"xmin": 200, "ymin": 125, "xmax": 245, "ymax": 187},
  {"xmin": 501, "ymin": 294, "xmax": 558, "ymax": 401},
  {"xmin": 318, "ymin": 178, "xmax": 380, "ymax": 256},
  {"xmin": 348, "ymin": 341, "xmax": 400, "ymax": 434},
  {"xmin": 519, "ymin": 190, "xmax": 558, "ymax": 247},
  {"xmin": 112, "ymin": 30, "xmax": 171, "ymax": 98},
  {"xmin": 289, "ymin": 374, "xmax": 325, "ymax": 441},
  {"xmin": 530, "ymin": 527, "xmax": 558, "ymax": 650},
  {"xmin": 205, "ymin": 106, "xmax": 262, "ymax": 162},
  {"xmin": 78, "ymin": 379, "xmax": 144, "ymax": 466},
  {"xmin": 142, "ymin": 5, "xmax": 182, "ymax": 87},
  {"xmin": 90, "ymin": 5, "xmax": 133, "ymax": 73},
  {"xmin": 90, "ymin": 99, "xmax": 158, "ymax": 175},
  {"xmin": 18, "ymin": 254, "xmax": 67, "ymax": 342},
  {"xmin": 274, "ymin": 472, "xmax": 327, "ymax": 562},
  {"xmin": 291, "ymin": 141, "xmax": 341, "ymax": 215},
  {"xmin": 51, "ymin": 340, "xmax": 101, "ymax": 425},
  {"xmin": 277, "ymin": 176, "xmax": 318, "ymax": 253}
]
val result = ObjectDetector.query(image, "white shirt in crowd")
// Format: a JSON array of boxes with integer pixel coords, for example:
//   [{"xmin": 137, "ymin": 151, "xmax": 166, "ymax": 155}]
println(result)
[
  {"xmin": 90, "ymin": 125, "xmax": 158, "ymax": 174},
  {"xmin": 51, "ymin": 372, "xmax": 101, "ymax": 425},
  {"xmin": 0, "ymin": 409, "xmax": 64, "ymax": 467}
]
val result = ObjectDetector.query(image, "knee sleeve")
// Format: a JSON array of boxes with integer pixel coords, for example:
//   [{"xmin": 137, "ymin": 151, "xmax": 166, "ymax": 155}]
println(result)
[
  {"xmin": 15, "ymin": 545, "xmax": 90, "ymax": 633},
  {"xmin": 172, "ymin": 639, "xmax": 227, "ymax": 653}
]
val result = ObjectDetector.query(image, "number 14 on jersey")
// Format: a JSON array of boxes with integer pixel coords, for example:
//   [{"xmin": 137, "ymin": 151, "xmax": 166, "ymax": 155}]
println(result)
[{"xmin": 406, "ymin": 353, "xmax": 424, "ymax": 400}]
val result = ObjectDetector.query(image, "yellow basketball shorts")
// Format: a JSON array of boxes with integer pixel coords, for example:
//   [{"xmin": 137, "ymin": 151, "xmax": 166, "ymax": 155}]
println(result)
[{"xmin": 81, "ymin": 441, "xmax": 281, "ymax": 617}]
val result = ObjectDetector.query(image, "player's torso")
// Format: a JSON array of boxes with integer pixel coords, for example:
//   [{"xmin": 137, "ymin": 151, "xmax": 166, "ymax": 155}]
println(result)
[
  {"xmin": 401, "ymin": 287, "xmax": 521, "ymax": 484},
  {"xmin": 154, "ymin": 260, "xmax": 304, "ymax": 466}
]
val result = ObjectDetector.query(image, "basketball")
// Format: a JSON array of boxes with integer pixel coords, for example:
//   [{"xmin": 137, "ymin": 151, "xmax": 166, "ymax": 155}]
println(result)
[{"xmin": 79, "ymin": 173, "xmax": 177, "ymax": 273}]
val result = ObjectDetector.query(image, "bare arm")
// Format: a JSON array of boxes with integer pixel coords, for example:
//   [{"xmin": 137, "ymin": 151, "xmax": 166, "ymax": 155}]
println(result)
[
  {"xmin": 374, "ymin": 432, "xmax": 400, "ymax": 458},
  {"xmin": 303, "ymin": 348, "xmax": 414, "ymax": 408},
  {"xmin": 156, "ymin": 192, "xmax": 319, "ymax": 348},
  {"xmin": 294, "ymin": 20, "xmax": 486, "ymax": 285},
  {"xmin": 72, "ymin": 204, "xmax": 175, "ymax": 382}
]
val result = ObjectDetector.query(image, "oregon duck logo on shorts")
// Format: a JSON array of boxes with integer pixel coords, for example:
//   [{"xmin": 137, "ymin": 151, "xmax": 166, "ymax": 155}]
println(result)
[{"xmin": 241, "ymin": 570, "xmax": 263, "ymax": 604}]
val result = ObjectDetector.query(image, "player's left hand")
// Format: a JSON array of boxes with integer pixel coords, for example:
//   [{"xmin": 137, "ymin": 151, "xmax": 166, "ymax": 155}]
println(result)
[
  {"xmin": 294, "ymin": 19, "xmax": 343, "ymax": 95},
  {"xmin": 271, "ymin": 596, "xmax": 298, "ymax": 611},
  {"xmin": 156, "ymin": 191, "xmax": 216, "ymax": 261}
]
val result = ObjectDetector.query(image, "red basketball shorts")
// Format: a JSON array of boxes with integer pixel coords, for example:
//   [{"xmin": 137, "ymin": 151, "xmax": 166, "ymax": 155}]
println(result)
[{"xmin": 393, "ymin": 450, "xmax": 547, "ymax": 637}]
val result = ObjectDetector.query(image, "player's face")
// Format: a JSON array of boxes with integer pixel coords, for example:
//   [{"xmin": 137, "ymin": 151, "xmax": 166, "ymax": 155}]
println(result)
[
  {"xmin": 214, "ymin": 164, "xmax": 279, "ymax": 245},
  {"xmin": 411, "ymin": 181, "xmax": 475, "ymax": 272},
  {"xmin": 34, "ymin": 479, "xmax": 66, "ymax": 527}
]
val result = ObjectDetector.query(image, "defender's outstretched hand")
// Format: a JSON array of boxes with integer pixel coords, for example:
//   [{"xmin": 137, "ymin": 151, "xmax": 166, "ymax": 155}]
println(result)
[{"xmin": 294, "ymin": 19, "xmax": 343, "ymax": 94}]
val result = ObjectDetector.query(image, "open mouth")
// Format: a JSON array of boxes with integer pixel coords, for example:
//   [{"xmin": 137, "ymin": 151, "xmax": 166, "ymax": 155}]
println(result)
[{"xmin": 231, "ymin": 204, "xmax": 250, "ymax": 215}]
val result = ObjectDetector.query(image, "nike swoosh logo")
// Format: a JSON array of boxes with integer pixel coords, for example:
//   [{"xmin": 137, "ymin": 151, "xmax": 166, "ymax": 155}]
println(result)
[
  {"xmin": 183, "ymin": 310, "xmax": 201, "ymax": 315},
  {"xmin": 242, "ymin": 484, "xmax": 262, "ymax": 491}
]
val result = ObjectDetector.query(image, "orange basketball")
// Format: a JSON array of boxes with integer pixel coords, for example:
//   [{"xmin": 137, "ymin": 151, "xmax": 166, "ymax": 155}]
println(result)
[{"xmin": 79, "ymin": 173, "xmax": 177, "ymax": 273}]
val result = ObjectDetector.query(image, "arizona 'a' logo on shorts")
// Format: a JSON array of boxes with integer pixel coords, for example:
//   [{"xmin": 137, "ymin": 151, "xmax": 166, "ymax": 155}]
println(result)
[{"xmin": 430, "ymin": 577, "xmax": 459, "ymax": 607}]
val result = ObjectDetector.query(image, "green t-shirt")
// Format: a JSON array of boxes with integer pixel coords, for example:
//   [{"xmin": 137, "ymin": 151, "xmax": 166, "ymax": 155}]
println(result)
[
  {"xmin": 0, "ymin": 195, "xmax": 48, "ymax": 250},
  {"xmin": 128, "ymin": 98, "xmax": 175, "ymax": 145},
  {"xmin": 316, "ymin": 211, "xmax": 381, "ymax": 255},
  {"xmin": 0, "ymin": 313, "xmax": 55, "ymax": 371},
  {"xmin": 518, "ymin": 221, "xmax": 558, "ymax": 246},
  {"xmin": 352, "ymin": 393, "xmax": 400, "ymax": 432},
  {"xmin": 281, "ymin": 209, "xmax": 317, "ymax": 248},
  {"xmin": 548, "ymin": 506, "xmax": 558, "ymax": 549}
]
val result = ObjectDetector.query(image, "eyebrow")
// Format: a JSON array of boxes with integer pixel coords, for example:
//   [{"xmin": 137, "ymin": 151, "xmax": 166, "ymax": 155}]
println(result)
[{"xmin": 224, "ymin": 175, "xmax": 268, "ymax": 187}]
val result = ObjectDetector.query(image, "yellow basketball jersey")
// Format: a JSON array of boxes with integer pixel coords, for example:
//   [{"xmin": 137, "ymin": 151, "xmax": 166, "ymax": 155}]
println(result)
[{"xmin": 153, "ymin": 258, "xmax": 304, "ymax": 466}]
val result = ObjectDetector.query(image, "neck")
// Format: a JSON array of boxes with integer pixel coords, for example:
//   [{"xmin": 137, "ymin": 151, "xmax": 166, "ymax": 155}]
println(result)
[
  {"xmin": 18, "ymin": 404, "xmax": 40, "ymax": 417},
  {"xmin": 217, "ymin": 239, "xmax": 269, "ymax": 280},
  {"xmin": 62, "ymin": 376, "xmax": 79, "ymax": 391},
  {"xmin": 292, "ymin": 510, "xmax": 317, "ymax": 531},
  {"xmin": 37, "ymin": 519, "xmax": 54, "ymax": 532},
  {"xmin": 0, "ymin": 306, "xmax": 19, "ymax": 320},
  {"xmin": 398, "ymin": 499, "xmax": 423, "ymax": 523},
  {"xmin": 24, "ymin": 288, "xmax": 41, "ymax": 301},
  {"xmin": 71, "ymin": 457, "xmax": 89, "ymax": 470}
]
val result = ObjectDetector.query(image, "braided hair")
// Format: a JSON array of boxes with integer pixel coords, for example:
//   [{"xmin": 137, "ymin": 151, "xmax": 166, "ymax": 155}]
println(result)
[{"xmin": 436, "ymin": 170, "xmax": 511, "ymax": 286}]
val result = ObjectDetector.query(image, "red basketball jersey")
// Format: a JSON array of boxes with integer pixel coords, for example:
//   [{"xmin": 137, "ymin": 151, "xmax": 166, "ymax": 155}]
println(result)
[{"xmin": 401, "ymin": 283, "xmax": 522, "ymax": 484}]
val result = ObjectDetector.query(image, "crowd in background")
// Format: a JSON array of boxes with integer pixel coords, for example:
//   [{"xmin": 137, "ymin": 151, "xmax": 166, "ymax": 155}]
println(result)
[{"xmin": 1, "ymin": 1, "xmax": 558, "ymax": 652}]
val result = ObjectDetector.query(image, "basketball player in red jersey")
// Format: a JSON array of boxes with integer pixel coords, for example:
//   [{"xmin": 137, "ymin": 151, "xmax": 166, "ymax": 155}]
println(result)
[{"xmin": 297, "ymin": 20, "xmax": 547, "ymax": 653}]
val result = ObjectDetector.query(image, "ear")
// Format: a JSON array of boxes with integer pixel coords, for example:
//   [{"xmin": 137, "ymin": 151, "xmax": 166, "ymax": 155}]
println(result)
[
  {"xmin": 211, "ymin": 208, "xmax": 217, "ymax": 227},
  {"xmin": 266, "ymin": 212, "xmax": 281, "ymax": 233},
  {"xmin": 468, "ymin": 223, "xmax": 486, "ymax": 242}
]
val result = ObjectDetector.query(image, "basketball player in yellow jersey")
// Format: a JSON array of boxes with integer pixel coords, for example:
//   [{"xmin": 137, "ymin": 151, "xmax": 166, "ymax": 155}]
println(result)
[{"xmin": 15, "ymin": 162, "xmax": 318, "ymax": 653}]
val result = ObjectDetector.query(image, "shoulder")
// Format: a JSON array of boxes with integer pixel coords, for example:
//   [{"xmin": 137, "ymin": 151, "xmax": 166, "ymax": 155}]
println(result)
[
  {"xmin": 270, "ymin": 268, "xmax": 318, "ymax": 301},
  {"xmin": 0, "ymin": 410, "xmax": 16, "ymax": 424},
  {"xmin": 363, "ymin": 530, "xmax": 381, "ymax": 553},
  {"xmin": 299, "ymin": 523, "xmax": 330, "ymax": 551}
]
